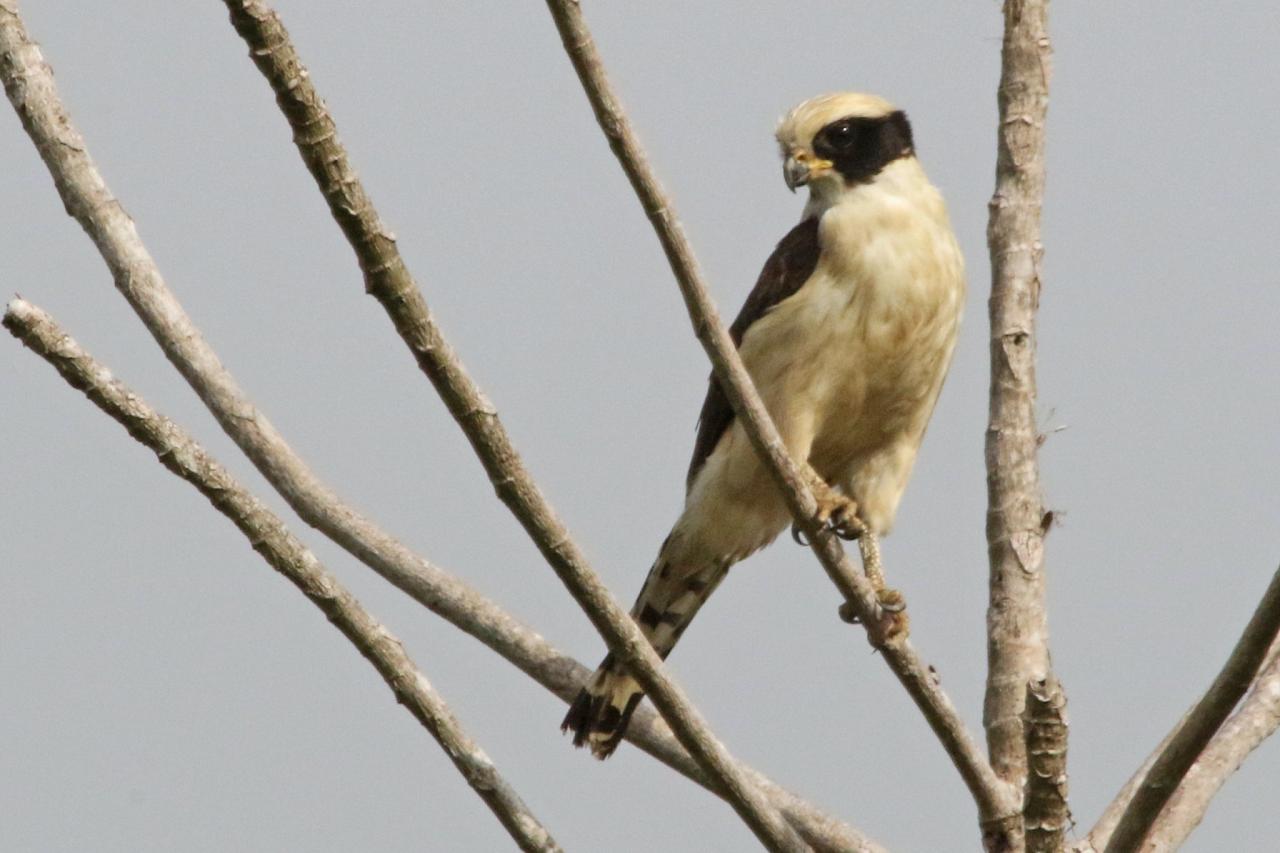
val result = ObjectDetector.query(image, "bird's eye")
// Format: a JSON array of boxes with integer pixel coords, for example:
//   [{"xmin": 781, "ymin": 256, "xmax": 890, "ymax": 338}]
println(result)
[{"xmin": 826, "ymin": 121, "xmax": 858, "ymax": 150}]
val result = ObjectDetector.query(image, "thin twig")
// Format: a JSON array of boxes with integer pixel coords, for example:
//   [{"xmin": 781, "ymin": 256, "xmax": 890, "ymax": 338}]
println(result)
[
  {"xmin": 3, "ymin": 297, "xmax": 562, "ymax": 853},
  {"xmin": 1023, "ymin": 676, "xmax": 1070, "ymax": 852},
  {"xmin": 984, "ymin": 0, "xmax": 1055, "ymax": 826},
  {"xmin": 0, "ymin": 6, "xmax": 876, "ymax": 848},
  {"xmin": 541, "ymin": 0, "xmax": 1020, "ymax": 841},
  {"xmin": 1102, "ymin": 567, "xmax": 1280, "ymax": 853},
  {"xmin": 217, "ymin": 3, "xmax": 805, "ymax": 850}
]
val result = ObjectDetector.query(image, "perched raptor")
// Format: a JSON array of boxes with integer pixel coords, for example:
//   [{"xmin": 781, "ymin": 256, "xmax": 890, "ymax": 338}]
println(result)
[{"xmin": 563, "ymin": 92, "xmax": 965, "ymax": 758}]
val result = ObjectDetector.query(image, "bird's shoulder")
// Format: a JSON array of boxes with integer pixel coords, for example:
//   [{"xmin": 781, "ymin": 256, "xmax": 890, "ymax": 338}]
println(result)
[
  {"xmin": 686, "ymin": 216, "xmax": 823, "ymax": 490},
  {"xmin": 727, "ymin": 216, "xmax": 823, "ymax": 344}
]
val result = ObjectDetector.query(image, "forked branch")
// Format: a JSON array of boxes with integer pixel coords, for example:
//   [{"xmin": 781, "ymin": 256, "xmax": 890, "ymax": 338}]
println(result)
[
  {"xmin": 1079, "ymin": 643, "xmax": 1280, "ymax": 851},
  {"xmin": 1101, "ymin": 567, "xmax": 1280, "ymax": 852},
  {"xmin": 1140, "ymin": 642, "xmax": 1280, "ymax": 849}
]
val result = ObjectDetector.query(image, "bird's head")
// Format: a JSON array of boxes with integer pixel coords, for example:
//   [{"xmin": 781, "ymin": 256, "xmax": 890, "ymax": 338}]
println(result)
[{"xmin": 775, "ymin": 92, "xmax": 915, "ymax": 199}]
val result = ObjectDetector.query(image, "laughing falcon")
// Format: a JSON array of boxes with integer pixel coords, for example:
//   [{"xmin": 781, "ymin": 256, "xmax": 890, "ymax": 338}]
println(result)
[{"xmin": 563, "ymin": 92, "xmax": 965, "ymax": 758}]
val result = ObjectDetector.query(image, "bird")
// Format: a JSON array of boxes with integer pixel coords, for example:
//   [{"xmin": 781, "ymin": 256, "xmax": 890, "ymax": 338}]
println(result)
[{"xmin": 563, "ymin": 92, "xmax": 965, "ymax": 759}]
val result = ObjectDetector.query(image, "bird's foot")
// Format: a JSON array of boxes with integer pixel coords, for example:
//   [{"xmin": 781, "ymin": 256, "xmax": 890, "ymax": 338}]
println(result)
[
  {"xmin": 838, "ymin": 587, "xmax": 909, "ymax": 641},
  {"xmin": 791, "ymin": 473, "xmax": 864, "ymax": 544},
  {"xmin": 819, "ymin": 492, "xmax": 864, "ymax": 541},
  {"xmin": 874, "ymin": 587, "xmax": 910, "ymax": 641}
]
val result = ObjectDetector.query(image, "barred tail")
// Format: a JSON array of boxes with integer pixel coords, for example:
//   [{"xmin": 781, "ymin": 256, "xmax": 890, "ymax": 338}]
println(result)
[
  {"xmin": 562, "ymin": 653, "xmax": 644, "ymax": 759},
  {"xmin": 562, "ymin": 538, "xmax": 730, "ymax": 759}
]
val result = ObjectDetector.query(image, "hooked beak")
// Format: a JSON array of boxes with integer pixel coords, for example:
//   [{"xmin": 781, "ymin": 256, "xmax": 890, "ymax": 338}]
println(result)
[
  {"xmin": 783, "ymin": 155, "xmax": 809, "ymax": 192},
  {"xmin": 783, "ymin": 151, "xmax": 833, "ymax": 192}
]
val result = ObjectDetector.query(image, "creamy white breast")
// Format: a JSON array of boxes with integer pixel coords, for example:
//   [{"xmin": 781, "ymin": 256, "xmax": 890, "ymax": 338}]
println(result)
[{"xmin": 740, "ymin": 158, "xmax": 964, "ymax": 472}]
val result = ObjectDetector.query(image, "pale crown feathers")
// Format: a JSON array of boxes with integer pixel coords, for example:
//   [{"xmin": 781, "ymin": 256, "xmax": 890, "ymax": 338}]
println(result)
[{"xmin": 775, "ymin": 91, "xmax": 899, "ymax": 152}]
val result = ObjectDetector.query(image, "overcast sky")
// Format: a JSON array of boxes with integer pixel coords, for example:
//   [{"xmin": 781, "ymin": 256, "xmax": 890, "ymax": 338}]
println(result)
[{"xmin": 3, "ymin": 2, "xmax": 1279, "ymax": 851}]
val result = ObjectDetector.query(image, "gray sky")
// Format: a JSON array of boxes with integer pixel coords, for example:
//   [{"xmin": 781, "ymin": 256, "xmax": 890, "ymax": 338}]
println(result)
[{"xmin": 3, "ymin": 2, "xmax": 1278, "ymax": 851}]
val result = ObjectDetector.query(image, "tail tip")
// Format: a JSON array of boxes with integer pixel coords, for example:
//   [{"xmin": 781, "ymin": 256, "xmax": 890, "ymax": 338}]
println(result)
[{"xmin": 561, "ymin": 688, "xmax": 635, "ymax": 760}]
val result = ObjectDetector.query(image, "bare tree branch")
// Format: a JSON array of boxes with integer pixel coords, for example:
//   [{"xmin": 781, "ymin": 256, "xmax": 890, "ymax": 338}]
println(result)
[
  {"xmin": 0, "ymin": 6, "xmax": 877, "ymax": 848},
  {"xmin": 0, "ymin": 0, "xmax": 539, "ymax": 721},
  {"xmin": 3, "ymin": 297, "xmax": 562, "ymax": 853},
  {"xmin": 1077, "ymin": 639, "xmax": 1278, "ymax": 850},
  {"xmin": 1078, "ymin": 643, "xmax": 1280, "ymax": 851},
  {"xmin": 984, "ymin": 0, "xmax": 1054, "ymax": 821},
  {"xmin": 1141, "ymin": 643, "xmax": 1280, "ymax": 849},
  {"xmin": 1024, "ymin": 676, "xmax": 1069, "ymax": 852},
  {"xmin": 217, "ymin": 2, "xmax": 808, "ymax": 848},
  {"xmin": 1101, "ymin": 567, "xmax": 1280, "ymax": 853},
  {"xmin": 541, "ymin": 0, "xmax": 1021, "ymax": 843}
]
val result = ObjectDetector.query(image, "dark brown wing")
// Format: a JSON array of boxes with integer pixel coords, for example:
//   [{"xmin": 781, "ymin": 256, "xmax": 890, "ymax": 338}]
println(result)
[{"xmin": 685, "ymin": 216, "xmax": 822, "ymax": 490}]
